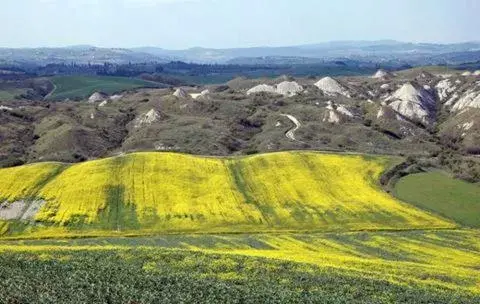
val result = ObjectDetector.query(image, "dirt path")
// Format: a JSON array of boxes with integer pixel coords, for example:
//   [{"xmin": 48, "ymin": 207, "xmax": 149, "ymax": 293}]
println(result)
[
  {"xmin": 280, "ymin": 114, "xmax": 301, "ymax": 141},
  {"xmin": 43, "ymin": 81, "xmax": 57, "ymax": 100}
]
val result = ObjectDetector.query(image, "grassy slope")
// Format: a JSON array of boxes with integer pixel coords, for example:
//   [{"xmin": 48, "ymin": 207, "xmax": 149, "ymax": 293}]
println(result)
[
  {"xmin": 394, "ymin": 171, "xmax": 480, "ymax": 227},
  {"xmin": 0, "ymin": 229, "xmax": 478, "ymax": 301},
  {"xmin": 0, "ymin": 88, "xmax": 26, "ymax": 100},
  {"xmin": 0, "ymin": 151, "xmax": 453, "ymax": 238},
  {"xmin": 47, "ymin": 76, "xmax": 158, "ymax": 100}
]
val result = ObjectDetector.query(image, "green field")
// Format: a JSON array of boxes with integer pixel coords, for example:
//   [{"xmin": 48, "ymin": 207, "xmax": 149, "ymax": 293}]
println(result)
[
  {"xmin": 394, "ymin": 171, "xmax": 480, "ymax": 227},
  {"xmin": 47, "ymin": 76, "xmax": 159, "ymax": 100},
  {"xmin": 0, "ymin": 88, "xmax": 27, "ymax": 101}
]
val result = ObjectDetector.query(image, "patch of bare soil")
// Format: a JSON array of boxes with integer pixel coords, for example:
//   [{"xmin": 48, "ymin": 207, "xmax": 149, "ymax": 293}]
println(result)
[{"xmin": 0, "ymin": 201, "xmax": 26, "ymax": 220}]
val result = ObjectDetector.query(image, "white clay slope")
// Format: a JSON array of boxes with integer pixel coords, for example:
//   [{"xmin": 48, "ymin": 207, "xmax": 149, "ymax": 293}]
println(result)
[
  {"xmin": 314, "ymin": 77, "xmax": 350, "ymax": 97},
  {"xmin": 372, "ymin": 69, "xmax": 393, "ymax": 79},
  {"xmin": 322, "ymin": 101, "xmax": 353, "ymax": 123},
  {"xmin": 190, "ymin": 89, "xmax": 210, "ymax": 100},
  {"xmin": 336, "ymin": 105, "xmax": 354, "ymax": 117},
  {"xmin": 173, "ymin": 88, "xmax": 188, "ymax": 98},
  {"xmin": 88, "ymin": 92, "xmax": 108, "ymax": 103},
  {"xmin": 436, "ymin": 79, "xmax": 457, "ymax": 102},
  {"xmin": 247, "ymin": 81, "xmax": 303, "ymax": 97},
  {"xmin": 134, "ymin": 109, "xmax": 161, "ymax": 128},
  {"xmin": 451, "ymin": 89, "xmax": 480, "ymax": 112},
  {"xmin": 276, "ymin": 81, "xmax": 303, "ymax": 97},
  {"xmin": 386, "ymin": 83, "xmax": 436, "ymax": 124},
  {"xmin": 246, "ymin": 84, "xmax": 277, "ymax": 95}
]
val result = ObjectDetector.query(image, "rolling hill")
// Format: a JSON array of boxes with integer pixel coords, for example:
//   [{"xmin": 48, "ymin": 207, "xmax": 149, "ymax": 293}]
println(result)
[
  {"xmin": 0, "ymin": 151, "xmax": 454, "ymax": 238},
  {"xmin": 1, "ymin": 67, "xmax": 479, "ymax": 303},
  {"xmin": 0, "ymin": 151, "xmax": 477, "ymax": 302}
]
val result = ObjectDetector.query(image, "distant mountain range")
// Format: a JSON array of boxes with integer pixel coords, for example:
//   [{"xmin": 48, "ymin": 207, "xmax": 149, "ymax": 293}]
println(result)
[
  {"xmin": 132, "ymin": 40, "xmax": 480, "ymax": 64},
  {"xmin": 1, "ymin": 40, "xmax": 480, "ymax": 66}
]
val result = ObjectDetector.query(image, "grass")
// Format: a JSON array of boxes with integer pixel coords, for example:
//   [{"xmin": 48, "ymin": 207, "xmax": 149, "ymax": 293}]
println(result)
[
  {"xmin": 394, "ymin": 171, "xmax": 480, "ymax": 227},
  {"xmin": 0, "ymin": 229, "xmax": 478, "ymax": 302},
  {"xmin": 0, "ymin": 88, "xmax": 26, "ymax": 100},
  {"xmin": 0, "ymin": 151, "xmax": 454, "ymax": 238},
  {"xmin": 47, "ymin": 76, "xmax": 160, "ymax": 100},
  {"xmin": 394, "ymin": 65, "xmax": 457, "ymax": 77}
]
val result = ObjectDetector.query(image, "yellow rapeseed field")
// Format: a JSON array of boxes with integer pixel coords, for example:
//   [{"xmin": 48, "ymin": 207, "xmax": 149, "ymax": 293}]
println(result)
[
  {"xmin": 0, "ymin": 151, "xmax": 455, "ymax": 236},
  {"xmin": 0, "ymin": 162, "xmax": 65, "ymax": 200},
  {"xmin": 189, "ymin": 230, "xmax": 480, "ymax": 294},
  {"xmin": 1, "ymin": 230, "xmax": 478, "ymax": 294},
  {"xmin": 36, "ymin": 158, "xmax": 113, "ymax": 223}
]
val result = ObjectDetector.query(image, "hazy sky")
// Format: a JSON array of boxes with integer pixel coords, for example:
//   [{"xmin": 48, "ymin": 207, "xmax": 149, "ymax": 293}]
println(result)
[{"xmin": 1, "ymin": 0, "xmax": 479, "ymax": 49}]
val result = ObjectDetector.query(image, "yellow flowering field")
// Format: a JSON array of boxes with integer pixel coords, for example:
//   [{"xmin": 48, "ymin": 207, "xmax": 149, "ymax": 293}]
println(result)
[
  {"xmin": 0, "ymin": 151, "xmax": 455, "ymax": 237},
  {"xmin": 36, "ymin": 158, "xmax": 113, "ymax": 223},
  {"xmin": 0, "ymin": 162, "xmax": 65, "ymax": 201},
  {"xmin": 1, "ymin": 229, "xmax": 478, "ymax": 295}
]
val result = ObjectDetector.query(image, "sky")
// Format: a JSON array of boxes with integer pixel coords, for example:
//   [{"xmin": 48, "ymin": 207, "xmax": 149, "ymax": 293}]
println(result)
[{"xmin": 1, "ymin": 0, "xmax": 479, "ymax": 49}]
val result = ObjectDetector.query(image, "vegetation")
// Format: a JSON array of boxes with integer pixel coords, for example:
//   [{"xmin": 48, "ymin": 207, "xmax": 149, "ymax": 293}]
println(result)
[
  {"xmin": 47, "ymin": 76, "xmax": 160, "ymax": 100},
  {"xmin": 0, "ymin": 229, "xmax": 478, "ymax": 303},
  {"xmin": 0, "ymin": 88, "xmax": 26, "ymax": 100},
  {"xmin": 0, "ymin": 152, "xmax": 454, "ymax": 238},
  {"xmin": 0, "ymin": 162, "xmax": 65, "ymax": 200},
  {"xmin": 0, "ymin": 154, "xmax": 477, "ymax": 302},
  {"xmin": 394, "ymin": 171, "xmax": 480, "ymax": 227}
]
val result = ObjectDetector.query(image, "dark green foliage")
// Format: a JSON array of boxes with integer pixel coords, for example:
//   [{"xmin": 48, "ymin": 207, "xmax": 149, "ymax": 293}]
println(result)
[
  {"xmin": 95, "ymin": 185, "xmax": 141, "ymax": 231},
  {"xmin": 0, "ymin": 249, "xmax": 476, "ymax": 304}
]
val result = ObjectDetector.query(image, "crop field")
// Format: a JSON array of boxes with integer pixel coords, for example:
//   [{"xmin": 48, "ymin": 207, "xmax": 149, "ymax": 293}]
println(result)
[
  {"xmin": 47, "ymin": 76, "xmax": 160, "ymax": 100},
  {"xmin": 0, "ymin": 151, "xmax": 478, "ymax": 302},
  {"xmin": 394, "ymin": 171, "xmax": 480, "ymax": 227},
  {"xmin": 0, "ymin": 151, "xmax": 455, "ymax": 238},
  {"xmin": 0, "ymin": 229, "xmax": 478, "ymax": 303}
]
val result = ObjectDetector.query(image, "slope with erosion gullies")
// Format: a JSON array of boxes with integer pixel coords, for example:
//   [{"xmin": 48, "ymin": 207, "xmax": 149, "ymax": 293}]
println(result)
[
  {"xmin": 1, "ymin": 67, "xmax": 479, "ymax": 180},
  {"xmin": 0, "ymin": 151, "xmax": 454, "ymax": 238}
]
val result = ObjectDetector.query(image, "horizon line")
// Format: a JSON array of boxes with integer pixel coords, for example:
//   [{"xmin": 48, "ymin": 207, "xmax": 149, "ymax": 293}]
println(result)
[{"xmin": 1, "ymin": 39, "xmax": 480, "ymax": 51}]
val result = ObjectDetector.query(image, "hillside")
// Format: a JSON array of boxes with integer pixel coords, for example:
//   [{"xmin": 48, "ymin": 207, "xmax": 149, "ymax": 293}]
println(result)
[
  {"xmin": 1, "ymin": 67, "xmax": 480, "ymax": 184},
  {"xmin": 0, "ymin": 151, "xmax": 454, "ymax": 238}
]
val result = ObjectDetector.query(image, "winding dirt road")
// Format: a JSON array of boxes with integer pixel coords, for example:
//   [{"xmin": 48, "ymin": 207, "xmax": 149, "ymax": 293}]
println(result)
[{"xmin": 280, "ymin": 114, "xmax": 301, "ymax": 141}]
